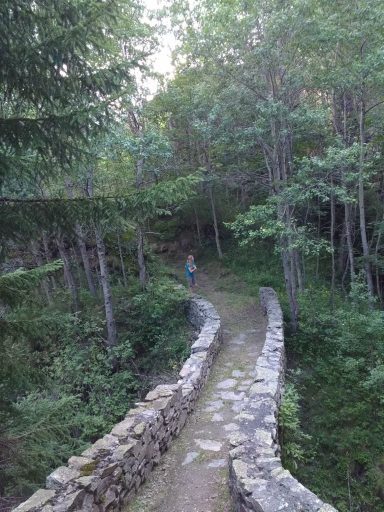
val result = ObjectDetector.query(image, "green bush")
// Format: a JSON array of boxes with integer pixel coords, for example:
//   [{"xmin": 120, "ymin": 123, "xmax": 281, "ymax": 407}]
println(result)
[
  {"xmin": 279, "ymin": 381, "xmax": 311, "ymax": 472},
  {"xmin": 288, "ymin": 286, "xmax": 384, "ymax": 511},
  {"xmin": 0, "ymin": 274, "xmax": 190, "ymax": 497}
]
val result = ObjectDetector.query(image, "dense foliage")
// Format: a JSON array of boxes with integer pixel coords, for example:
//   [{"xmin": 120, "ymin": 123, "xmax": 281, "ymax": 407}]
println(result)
[
  {"xmin": 1, "ymin": 264, "xmax": 189, "ymax": 497},
  {"xmin": 288, "ymin": 285, "xmax": 384, "ymax": 511}
]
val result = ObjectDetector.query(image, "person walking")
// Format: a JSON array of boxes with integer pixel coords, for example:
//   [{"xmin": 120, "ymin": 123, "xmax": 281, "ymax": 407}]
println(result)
[{"xmin": 185, "ymin": 254, "xmax": 197, "ymax": 290}]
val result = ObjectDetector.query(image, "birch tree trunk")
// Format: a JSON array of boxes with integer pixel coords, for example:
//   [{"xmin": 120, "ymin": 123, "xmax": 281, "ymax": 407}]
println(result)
[
  {"xmin": 194, "ymin": 207, "xmax": 202, "ymax": 246},
  {"xmin": 86, "ymin": 167, "xmax": 117, "ymax": 346},
  {"xmin": 208, "ymin": 182, "xmax": 223, "ymax": 259},
  {"xmin": 56, "ymin": 235, "xmax": 79, "ymax": 311},
  {"xmin": 95, "ymin": 226, "xmax": 117, "ymax": 348},
  {"xmin": 76, "ymin": 223, "xmax": 97, "ymax": 297},
  {"xmin": 64, "ymin": 178, "xmax": 97, "ymax": 297}
]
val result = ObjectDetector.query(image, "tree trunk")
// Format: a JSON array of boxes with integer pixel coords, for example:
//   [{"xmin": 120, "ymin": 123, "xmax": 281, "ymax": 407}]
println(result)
[
  {"xmin": 358, "ymin": 98, "xmax": 374, "ymax": 295},
  {"xmin": 31, "ymin": 240, "xmax": 51, "ymax": 304},
  {"xmin": 85, "ymin": 167, "xmax": 117, "ymax": 346},
  {"xmin": 76, "ymin": 223, "xmax": 97, "ymax": 297},
  {"xmin": 137, "ymin": 226, "xmax": 146, "ymax": 290},
  {"xmin": 344, "ymin": 201, "xmax": 355, "ymax": 283},
  {"xmin": 194, "ymin": 207, "xmax": 202, "ymax": 246},
  {"xmin": 65, "ymin": 178, "xmax": 97, "ymax": 297},
  {"xmin": 330, "ymin": 176, "xmax": 336, "ymax": 303},
  {"xmin": 209, "ymin": 183, "xmax": 223, "ymax": 259},
  {"xmin": 338, "ymin": 221, "xmax": 347, "ymax": 275},
  {"xmin": 374, "ymin": 217, "xmax": 383, "ymax": 303},
  {"xmin": 95, "ymin": 226, "xmax": 117, "ymax": 347},
  {"xmin": 294, "ymin": 249, "xmax": 304, "ymax": 292},
  {"xmin": 281, "ymin": 242, "xmax": 298, "ymax": 332},
  {"xmin": 71, "ymin": 243, "xmax": 84, "ymax": 288},
  {"xmin": 56, "ymin": 235, "xmax": 79, "ymax": 311},
  {"xmin": 117, "ymin": 233, "xmax": 128, "ymax": 287},
  {"xmin": 135, "ymin": 155, "xmax": 147, "ymax": 290}
]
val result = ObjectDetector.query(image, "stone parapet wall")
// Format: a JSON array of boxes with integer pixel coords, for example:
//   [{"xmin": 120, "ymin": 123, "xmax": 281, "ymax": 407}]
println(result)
[
  {"xmin": 229, "ymin": 287, "xmax": 337, "ymax": 512},
  {"xmin": 14, "ymin": 297, "xmax": 222, "ymax": 512}
]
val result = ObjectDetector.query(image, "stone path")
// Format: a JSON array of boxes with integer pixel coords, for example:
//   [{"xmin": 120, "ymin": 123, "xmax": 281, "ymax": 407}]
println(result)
[{"xmin": 125, "ymin": 260, "xmax": 267, "ymax": 512}]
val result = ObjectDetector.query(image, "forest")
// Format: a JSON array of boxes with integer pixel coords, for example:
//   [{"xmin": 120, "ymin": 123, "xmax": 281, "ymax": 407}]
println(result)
[{"xmin": 0, "ymin": 1, "xmax": 383, "ymax": 511}]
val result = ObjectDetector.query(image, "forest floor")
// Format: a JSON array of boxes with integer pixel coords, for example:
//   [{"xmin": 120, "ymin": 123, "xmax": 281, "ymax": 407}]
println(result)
[{"xmin": 124, "ymin": 256, "xmax": 267, "ymax": 512}]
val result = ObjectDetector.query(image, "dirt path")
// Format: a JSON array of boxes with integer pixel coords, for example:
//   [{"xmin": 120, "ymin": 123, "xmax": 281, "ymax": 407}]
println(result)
[{"xmin": 125, "ymin": 259, "xmax": 267, "ymax": 512}]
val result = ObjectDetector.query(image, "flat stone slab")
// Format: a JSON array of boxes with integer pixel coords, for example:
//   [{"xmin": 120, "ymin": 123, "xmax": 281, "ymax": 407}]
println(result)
[
  {"xmin": 204, "ymin": 400, "xmax": 224, "ymax": 412},
  {"xmin": 182, "ymin": 452, "xmax": 200, "ymax": 466},
  {"xmin": 208, "ymin": 459, "xmax": 227, "ymax": 468},
  {"xmin": 13, "ymin": 489, "xmax": 56, "ymax": 511},
  {"xmin": 223, "ymin": 423, "xmax": 239, "ymax": 432},
  {"xmin": 232, "ymin": 370, "xmax": 246, "ymax": 378},
  {"xmin": 217, "ymin": 391, "xmax": 245, "ymax": 401},
  {"xmin": 232, "ymin": 403, "xmax": 244, "ymax": 413},
  {"xmin": 211, "ymin": 413, "xmax": 224, "ymax": 422},
  {"xmin": 216, "ymin": 379, "xmax": 237, "ymax": 389},
  {"xmin": 46, "ymin": 466, "xmax": 80, "ymax": 489},
  {"xmin": 195, "ymin": 439, "xmax": 223, "ymax": 451}
]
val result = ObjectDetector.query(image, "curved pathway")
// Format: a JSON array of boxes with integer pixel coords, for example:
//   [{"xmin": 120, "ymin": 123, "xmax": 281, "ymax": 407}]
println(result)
[{"xmin": 125, "ymin": 260, "xmax": 267, "ymax": 512}]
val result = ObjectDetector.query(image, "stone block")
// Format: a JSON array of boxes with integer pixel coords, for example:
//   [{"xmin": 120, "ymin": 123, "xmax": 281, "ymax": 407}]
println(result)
[
  {"xmin": 98, "ymin": 462, "xmax": 118, "ymax": 478},
  {"xmin": 68, "ymin": 456, "xmax": 96, "ymax": 475},
  {"xmin": 111, "ymin": 441, "xmax": 139, "ymax": 461},
  {"xmin": 102, "ymin": 485, "xmax": 118, "ymax": 509},
  {"xmin": 46, "ymin": 466, "xmax": 80, "ymax": 489},
  {"xmin": 41, "ymin": 506, "xmax": 54, "ymax": 512},
  {"xmin": 229, "ymin": 432, "xmax": 248, "ymax": 447},
  {"xmin": 13, "ymin": 489, "xmax": 56, "ymax": 511},
  {"xmin": 74, "ymin": 475, "xmax": 98, "ymax": 490},
  {"xmin": 232, "ymin": 459, "xmax": 250, "ymax": 481},
  {"xmin": 132, "ymin": 421, "xmax": 147, "ymax": 438},
  {"xmin": 52, "ymin": 489, "xmax": 85, "ymax": 511},
  {"xmin": 80, "ymin": 492, "xmax": 98, "ymax": 511},
  {"xmin": 94, "ymin": 476, "xmax": 113, "ymax": 500},
  {"xmin": 144, "ymin": 384, "xmax": 179, "ymax": 401},
  {"xmin": 81, "ymin": 434, "xmax": 118, "ymax": 460},
  {"xmin": 110, "ymin": 417, "xmax": 136, "ymax": 438}
]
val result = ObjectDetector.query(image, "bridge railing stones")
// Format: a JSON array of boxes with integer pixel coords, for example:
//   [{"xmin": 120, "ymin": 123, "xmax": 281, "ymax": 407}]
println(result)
[
  {"xmin": 229, "ymin": 287, "xmax": 338, "ymax": 512},
  {"xmin": 13, "ymin": 296, "xmax": 222, "ymax": 512}
]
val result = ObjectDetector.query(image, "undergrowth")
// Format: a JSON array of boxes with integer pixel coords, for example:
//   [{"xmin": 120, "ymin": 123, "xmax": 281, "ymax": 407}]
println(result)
[{"xmin": 0, "ymin": 270, "xmax": 190, "ymax": 497}]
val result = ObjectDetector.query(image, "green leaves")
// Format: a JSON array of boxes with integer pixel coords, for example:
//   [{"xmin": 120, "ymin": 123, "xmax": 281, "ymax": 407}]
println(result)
[
  {"xmin": 279, "ymin": 382, "xmax": 311, "ymax": 472},
  {"xmin": 289, "ymin": 286, "xmax": 384, "ymax": 509},
  {"xmin": 0, "ymin": 0, "xmax": 152, "ymax": 180}
]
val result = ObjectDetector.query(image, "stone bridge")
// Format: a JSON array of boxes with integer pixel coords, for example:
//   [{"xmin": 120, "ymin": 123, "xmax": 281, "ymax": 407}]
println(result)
[{"xmin": 14, "ymin": 289, "xmax": 337, "ymax": 512}]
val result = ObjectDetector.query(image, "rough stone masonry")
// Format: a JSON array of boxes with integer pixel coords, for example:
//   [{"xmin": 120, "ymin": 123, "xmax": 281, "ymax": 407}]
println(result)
[
  {"xmin": 228, "ymin": 287, "xmax": 338, "ymax": 512},
  {"xmin": 13, "ymin": 297, "xmax": 222, "ymax": 512}
]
